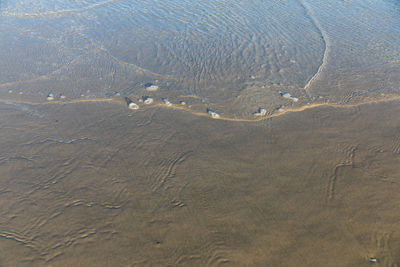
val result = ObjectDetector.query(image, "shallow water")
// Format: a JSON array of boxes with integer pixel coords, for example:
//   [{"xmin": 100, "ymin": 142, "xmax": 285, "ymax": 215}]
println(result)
[{"xmin": 0, "ymin": 0, "xmax": 400, "ymax": 266}]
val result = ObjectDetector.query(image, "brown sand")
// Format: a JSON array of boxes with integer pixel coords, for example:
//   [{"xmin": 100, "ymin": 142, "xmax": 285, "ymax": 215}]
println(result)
[{"xmin": 0, "ymin": 98, "xmax": 399, "ymax": 266}]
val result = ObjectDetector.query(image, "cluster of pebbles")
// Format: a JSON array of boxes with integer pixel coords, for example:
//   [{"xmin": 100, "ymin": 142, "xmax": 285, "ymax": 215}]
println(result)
[
  {"xmin": 46, "ymin": 93, "xmax": 66, "ymax": 101},
  {"xmin": 125, "ymin": 96, "xmax": 179, "ymax": 110},
  {"xmin": 42, "ymin": 85, "xmax": 300, "ymax": 120}
]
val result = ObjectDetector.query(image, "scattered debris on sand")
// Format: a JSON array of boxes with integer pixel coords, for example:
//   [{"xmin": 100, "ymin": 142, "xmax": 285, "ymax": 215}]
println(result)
[
  {"xmin": 254, "ymin": 108, "xmax": 267, "ymax": 116},
  {"xmin": 207, "ymin": 108, "xmax": 220, "ymax": 118},
  {"xmin": 279, "ymin": 91, "xmax": 298, "ymax": 102},
  {"xmin": 46, "ymin": 93, "xmax": 55, "ymax": 101},
  {"xmin": 277, "ymin": 105, "xmax": 285, "ymax": 112}
]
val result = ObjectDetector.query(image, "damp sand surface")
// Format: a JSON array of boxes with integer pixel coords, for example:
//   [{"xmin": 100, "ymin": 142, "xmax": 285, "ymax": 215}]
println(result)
[{"xmin": 0, "ymin": 99, "xmax": 399, "ymax": 266}]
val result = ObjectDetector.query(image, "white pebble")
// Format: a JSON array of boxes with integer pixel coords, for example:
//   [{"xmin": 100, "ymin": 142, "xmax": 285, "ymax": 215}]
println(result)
[
  {"xmin": 254, "ymin": 108, "xmax": 267, "ymax": 116},
  {"xmin": 46, "ymin": 93, "xmax": 55, "ymax": 101},
  {"xmin": 280, "ymin": 91, "xmax": 298, "ymax": 102},
  {"xmin": 145, "ymin": 85, "xmax": 159, "ymax": 91},
  {"xmin": 144, "ymin": 97, "xmax": 154, "ymax": 104},
  {"xmin": 128, "ymin": 102, "xmax": 139, "ymax": 110},
  {"xmin": 162, "ymin": 98, "xmax": 172, "ymax": 106},
  {"xmin": 207, "ymin": 109, "xmax": 220, "ymax": 118}
]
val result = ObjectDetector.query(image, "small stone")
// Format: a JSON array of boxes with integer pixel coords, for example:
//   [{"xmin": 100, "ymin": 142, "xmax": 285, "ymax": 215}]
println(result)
[
  {"xmin": 143, "ymin": 96, "xmax": 154, "ymax": 104},
  {"xmin": 279, "ymin": 91, "xmax": 298, "ymax": 102},
  {"xmin": 128, "ymin": 102, "xmax": 139, "ymax": 110},
  {"xmin": 46, "ymin": 93, "xmax": 55, "ymax": 101},
  {"xmin": 145, "ymin": 83, "xmax": 159, "ymax": 91},
  {"xmin": 207, "ymin": 109, "xmax": 220, "ymax": 118},
  {"xmin": 162, "ymin": 98, "xmax": 172, "ymax": 106},
  {"xmin": 254, "ymin": 108, "xmax": 267, "ymax": 116}
]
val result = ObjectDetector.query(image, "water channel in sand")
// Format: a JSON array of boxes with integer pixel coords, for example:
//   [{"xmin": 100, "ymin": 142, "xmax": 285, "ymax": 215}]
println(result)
[{"xmin": 1, "ymin": 0, "xmax": 400, "ymax": 266}]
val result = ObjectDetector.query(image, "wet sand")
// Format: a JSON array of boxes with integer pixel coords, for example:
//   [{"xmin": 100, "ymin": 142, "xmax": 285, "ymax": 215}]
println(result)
[
  {"xmin": 1, "ymin": 0, "xmax": 400, "ymax": 266},
  {"xmin": 0, "ymin": 98, "xmax": 399, "ymax": 266}
]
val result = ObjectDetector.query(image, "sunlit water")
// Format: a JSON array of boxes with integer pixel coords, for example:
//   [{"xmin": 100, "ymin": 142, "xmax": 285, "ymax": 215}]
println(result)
[
  {"xmin": 1, "ymin": 0, "xmax": 400, "ymax": 266},
  {"xmin": 1, "ymin": 0, "xmax": 399, "ymax": 115}
]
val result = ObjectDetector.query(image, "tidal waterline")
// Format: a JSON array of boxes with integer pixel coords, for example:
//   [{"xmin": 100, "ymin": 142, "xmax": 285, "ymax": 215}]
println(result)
[{"xmin": 1, "ymin": 0, "xmax": 400, "ymax": 266}]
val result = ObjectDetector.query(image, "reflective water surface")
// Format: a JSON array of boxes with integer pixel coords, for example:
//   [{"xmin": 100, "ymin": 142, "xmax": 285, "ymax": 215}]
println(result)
[{"xmin": 0, "ymin": 0, "xmax": 400, "ymax": 266}]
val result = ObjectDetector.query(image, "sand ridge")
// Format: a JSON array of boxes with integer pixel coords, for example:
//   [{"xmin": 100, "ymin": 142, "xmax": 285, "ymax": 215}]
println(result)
[{"xmin": 1, "ymin": 95, "xmax": 399, "ymax": 123}]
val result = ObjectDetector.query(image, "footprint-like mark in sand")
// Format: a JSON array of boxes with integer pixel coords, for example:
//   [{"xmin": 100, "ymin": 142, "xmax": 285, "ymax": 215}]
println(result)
[
  {"xmin": 391, "ymin": 131, "xmax": 400, "ymax": 154},
  {"xmin": 151, "ymin": 151, "xmax": 193, "ymax": 193},
  {"xmin": 326, "ymin": 164, "xmax": 342, "ymax": 203},
  {"xmin": 326, "ymin": 146, "xmax": 357, "ymax": 203}
]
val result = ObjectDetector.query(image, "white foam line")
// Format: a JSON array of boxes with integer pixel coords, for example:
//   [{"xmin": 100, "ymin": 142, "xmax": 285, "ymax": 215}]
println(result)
[{"xmin": 300, "ymin": 0, "xmax": 330, "ymax": 91}]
